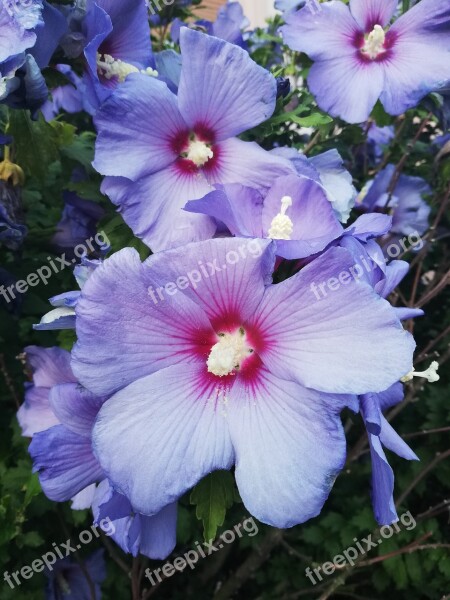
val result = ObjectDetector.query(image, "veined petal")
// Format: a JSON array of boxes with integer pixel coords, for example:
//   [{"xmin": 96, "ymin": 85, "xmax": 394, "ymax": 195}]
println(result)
[
  {"xmin": 93, "ymin": 363, "xmax": 235, "ymax": 516},
  {"xmin": 250, "ymin": 246, "xmax": 415, "ymax": 394},
  {"xmin": 349, "ymin": 0, "xmax": 397, "ymax": 30},
  {"xmin": 49, "ymin": 384, "xmax": 104, "ymax": 438},
  {"xmin": 144, "ymin": 237, "xmax": 275, "ymax": 326},
  {"xmin": 282, "ymin": 2, "xmax": 359, "ymax": 61},
  {"xmin": 97, "ymin": 0, "xmax": 153, "ymax": 66},
  {"xmin": 228, "ymin": 367, "xmax": 346, "ymax": 528},
  {"xmin": 205, "ymin": 137, "xmax": 294, "ymax": 189},
  {"xmin": 72, "ymin": 248, "xmax": 215, "ymax": 397},
  {"xmin": 101, "ymin": 166, "xmax": 215, "ymax": 252},
  {"xmin": 30, "ymin": 425, "xmax": 104, "ymax": 502},
  {"xmin": 93, "ymin": 74, "xmax": 186, "ymax": 181},
  {"xmin": 308, "ymin": 55, "xmax": 385, "ymax": 124},
  {"xmin": 178, "ymin": 28, "xmax": 277, "ymax": 140}
]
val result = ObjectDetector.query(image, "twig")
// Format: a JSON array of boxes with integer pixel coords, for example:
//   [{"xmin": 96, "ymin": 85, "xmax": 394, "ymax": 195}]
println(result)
[
  {"xmin": 356, "ymin": 532, "xmax": 433, "ymax": 567},
  {"xmin": 0, "ymin": 353, "xmax": 20, "ymax": 408},
  {"xmin": 396, "ymin": 449, "xmax": 450, "ymax": 508},
  {"xmin": 99, "ymin": 531, "xmax": 130, "ymax": 575},
  {"xmin": 212, "ymin": 529, "xmax": 284, "ymax": 600}
]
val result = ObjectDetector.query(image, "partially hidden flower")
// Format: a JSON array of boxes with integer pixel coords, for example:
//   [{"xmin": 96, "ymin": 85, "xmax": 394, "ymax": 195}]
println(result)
[
  {"xmin": 185, "ymin": 174, "xmax": 344, "ymax": 259},
  {"xmin": 45, "ymin": 550, "xmax": 106, "ymax": 600},
  {"xmin": 82, "ymin": 0, "xmax": 155, "ymax": 108},
  {"xmin": 357, "ymin": 164, "xmax": 431, "ymax": 237},
  {"xmin": 20, "ymin": 346, "xmax": 177, "ymax": 558}
]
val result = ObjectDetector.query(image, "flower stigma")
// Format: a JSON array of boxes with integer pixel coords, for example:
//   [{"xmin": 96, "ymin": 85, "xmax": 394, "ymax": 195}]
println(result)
[
  {"xmin": 401, "ymin": 361, "xmax": 440, "ymax": 384},
  {"xmin": 96, "ymin": 53, "xmax": 158, "ymax": 83},
  {"xmin": 361, "ymin": 24, "xmax": 386, "ymax": 60},
  {"xmin": 185, "ymin": 138, "xmax": 214, "ymax": 167},
  {"xmin": 207, "ymin": 327, "xmax": 254, "ymax": 377},
  {"xmin": 268, "ymin": 195, "xmax": 294, "ymax": 240}
]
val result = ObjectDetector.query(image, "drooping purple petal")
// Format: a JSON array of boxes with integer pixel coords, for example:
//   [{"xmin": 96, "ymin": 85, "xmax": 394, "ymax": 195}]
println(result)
[{"xmin": 30, "ymin": 425, "xmax": 104, "ymax": 501}]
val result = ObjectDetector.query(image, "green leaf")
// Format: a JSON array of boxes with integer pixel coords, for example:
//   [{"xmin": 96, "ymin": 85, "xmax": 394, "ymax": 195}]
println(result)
[
  {"xmin": 190, "ymin": 471, "xmax": 236, "ymax": 542},
  {"xmin": 292, "ymin": 113, "xmax": 333, "ymax": 127},
  {"xmin": 8, "ymin": 111, "xmax": 60, "ymax": 183},
  {"xmin": 371, "ymin": 101, "xmax": 394, "ymax": 127}
]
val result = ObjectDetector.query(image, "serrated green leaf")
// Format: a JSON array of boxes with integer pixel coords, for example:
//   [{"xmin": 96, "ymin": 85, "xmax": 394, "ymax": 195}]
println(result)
[{"xmin": 190, "ymin": 471, "xmax": 236, "ymax": 542}]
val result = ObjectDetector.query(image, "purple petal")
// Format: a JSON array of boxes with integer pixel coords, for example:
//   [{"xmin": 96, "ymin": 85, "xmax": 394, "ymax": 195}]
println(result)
[
  {"xmin": 93, "ymin": 75, "xmax": 186, "ymax": 181},
  {"xmin": 100, "ymin": 166, "xmax": 215, "ymax": 252},
  {"xmin": 25, "ymin": 346, "xmax": 75, "ymax": 388},
  {"xmin": 261, "ymin": 174, "xmax": 343, "ymax": 259},
  {"xmin": 71, "ymin": 484, "xmax": 97, "ymax": 510},
  {"xmin": 250, "ymin": 246, "xmax": 415, "ymax": 394},
  {"xmin": 228, "ymin": 367, "xmax": 346, "ymax": 527},
  {"xmin": 30, "ymin": 425, "xmax": 103, "ymax": 502},
  {"xmin": 72, "ymin": 248, "xmax": 215, "ymax": 396},
  {"xmin": 207, "ymin": 137, "xmax": 294, "ymax": 188},
  {"xmin": 31, "ymin": 1, "xmax": 68, "ymax": 68},
  {"xmin": 143, "ymin": 237, "xmax": 275, "ymax": 325},
  {"xmin": 308, "ymin": 56, "xmax": 384, "ymax": 124},
  {"xmin": 367, "ymin": 432, "xmax": 398, "ymax": 525},
  {"xmin": 185, "ymin": 187, "xmax": 264, "ymax": 238},
  {"xmin": 92, "ymin": 481, "xmax": 177, "ymax": 559},
  {"xmin": 380, "ymin": 415, "xmax": 419, "ymax": 461},
  {"xmin": 17, "ymin": 387, "xmax": 60, "ymax": 437},
  {"xmin": 345, "ymin": 213, "xmax": 393, "ymax": 241},
  {"xmin": 97, "ymin": 0, "xmax": 152, "ymax": 66},
  {"xmin": 49, "ymin": 383, "xmax": 104, "ymax": 437},
  {"xmin": 93, "ymin": 363, "xmax": 235, "ymax": 515},
  {"xmin": 178, "ymin": 28, "xmax": 276, "ymax": 140},
  {"xmin": 281, "ymin": 2, "xmax": 359, "ymax": 60},
  {"xmin": 382, "ymin": 1, "xmax": 450, "ymax": 115},
  {"xmin": 349, "ymin": 0, "xmax": 397, "ymax": 30}
]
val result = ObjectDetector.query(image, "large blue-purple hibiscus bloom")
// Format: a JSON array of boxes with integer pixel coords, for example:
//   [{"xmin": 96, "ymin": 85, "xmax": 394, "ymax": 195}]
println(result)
[
  {"xmin": 93, "ymin": 28, "xmax": 294, "ymax": 251},
  {"xmin": 71, "ymin": 237, "xmax": 414, "ymax": 528},
  {"xmin": 282, "ymin": 0, "xmax": 450, "ymax": 123}
]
